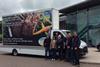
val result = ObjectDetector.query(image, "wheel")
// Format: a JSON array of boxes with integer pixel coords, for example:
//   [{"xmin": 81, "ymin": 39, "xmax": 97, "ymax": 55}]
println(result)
[
  {"xmin": 98, "ymin": 46, "xmax": 100, "ymax": 52},
  {"xmin": 97, "ymin": 45, "xmax": 100, "ymax": 52},
  {"xmin": 12, "ymin": 49, "xmax": 18, "ymax": 56}
]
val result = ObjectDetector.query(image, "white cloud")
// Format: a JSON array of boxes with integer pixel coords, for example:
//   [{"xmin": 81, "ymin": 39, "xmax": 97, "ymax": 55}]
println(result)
[
  {"xmin": 0, "ymin": 0, "xmax": 22, "ymax": 16},
  {"xmin": 20, "ymin": 0, "xmax": 86, "ymax": 10},
  {"xmin": 21, "ymin": 0, "xmax": 53, "ymax": 10},
  {"xmin": 0, "ymin": 0, "xmax": 87, "ymax": 17}
]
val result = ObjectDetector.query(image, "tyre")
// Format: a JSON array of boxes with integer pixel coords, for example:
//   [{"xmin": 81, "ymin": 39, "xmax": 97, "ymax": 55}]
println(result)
[
  {"xmin": 98, "ymin": 46, "xmax": 100, "ymax": 52},
  {"xmin": 97, "ymin": 45, "xmax": 100, "ymax": 52},
  {"xmin": 12, "ymin": 49, "xmax": 18, "ymax": 56}
]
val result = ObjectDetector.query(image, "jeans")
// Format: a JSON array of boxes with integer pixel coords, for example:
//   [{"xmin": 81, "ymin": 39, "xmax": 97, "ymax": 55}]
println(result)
[
  {"xmin": 45, "ymin": 47, "xmax": 50, "ymax": 59},
  {"xmin": 65, "ymin": 48, "xmax": 71, "ymax": 61},
  {"xmin": 58, "ymin": 48, "xmax": 64, "ymax": 60},
  {"xmin": 51, "ymin": 48, "xmax": 56, "ymax": 59},
  {"xmin": 72, "ymin": 50, "xmax": 80, "ymax": 65}
]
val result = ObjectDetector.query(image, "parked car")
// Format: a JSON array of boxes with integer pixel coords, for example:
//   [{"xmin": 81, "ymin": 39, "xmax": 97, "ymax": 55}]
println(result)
[
  {"xmin": 79, "ymin": 40, "xmax": 88, "ymax": 57},
  {"xmin": 97, "ymin": 43, "xmax": 100, "ymax": 51}
]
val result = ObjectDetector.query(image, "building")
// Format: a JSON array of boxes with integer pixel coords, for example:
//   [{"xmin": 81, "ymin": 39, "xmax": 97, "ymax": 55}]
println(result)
[
  {"xmin": 0, "ymin": 21, "xmax": 2, "ymax": 42},
  {"xmin": 59, "ymin": 0, "xmax": 100, "ymax": 46}
]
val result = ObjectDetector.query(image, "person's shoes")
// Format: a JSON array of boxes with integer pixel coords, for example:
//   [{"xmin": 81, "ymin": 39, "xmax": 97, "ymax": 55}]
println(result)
[
  {"xmin": 71, "ymin": 61, "xmax": 75, "ymax": 65},
  {"xmin": 51, "ymin": 59, "xmax": 56, "ymax": 61},
  {"xmin": 51, "ymin": 59, "xmax": 53, "ymax": 61},
  {"xmin": 76, "ymin": 65, "xmax": 80, "ymax": 67},
  {"xmin": 53, "ymin": 59, "xmax": 56, "ymax": 61}
]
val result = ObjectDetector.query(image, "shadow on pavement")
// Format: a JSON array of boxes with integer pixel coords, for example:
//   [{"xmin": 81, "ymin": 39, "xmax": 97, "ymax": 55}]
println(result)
[{"xmin": 3, "ymin": 53, "xmax": 45, "ymax": 58}]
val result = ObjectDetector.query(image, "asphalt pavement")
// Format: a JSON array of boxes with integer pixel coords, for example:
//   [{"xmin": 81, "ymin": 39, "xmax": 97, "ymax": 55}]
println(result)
[
  {"xmin": 0, "ymin": 48, "xmax": 100, "ymax": 67},
  {"xmin": 80, "ymin": 47, "xmax": 100, "ymax": 64}
]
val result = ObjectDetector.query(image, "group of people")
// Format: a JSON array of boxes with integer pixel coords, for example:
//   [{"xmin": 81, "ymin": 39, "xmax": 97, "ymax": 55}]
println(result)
[{"xmin": 44, "ymin": 31, "xmax": 80, "ymax": 66}]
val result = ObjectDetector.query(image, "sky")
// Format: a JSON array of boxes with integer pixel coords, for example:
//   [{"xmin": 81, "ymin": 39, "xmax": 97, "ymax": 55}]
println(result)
[{"xmin": 0, "ymin": 0, "xmax": 87, "ymax": 17}]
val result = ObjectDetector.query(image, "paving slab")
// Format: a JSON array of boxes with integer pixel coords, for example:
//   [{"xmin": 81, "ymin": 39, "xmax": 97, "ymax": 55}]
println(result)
[{"xmin": 80, "ymin": 47, "xmax": 100, "ymax": 64}]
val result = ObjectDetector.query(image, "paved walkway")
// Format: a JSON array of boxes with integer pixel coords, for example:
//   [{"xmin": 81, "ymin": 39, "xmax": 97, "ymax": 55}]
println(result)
[
  {"xmin": 0, "ymin": 43, "xmax": 3, "ymax": 46},
  {"xmin": 80, "ymin": 47, "xmax": 100, "ymax": 64},
  {"xmin": 0, "ymin": 43, "xmax": 100, "ymax": 64}
]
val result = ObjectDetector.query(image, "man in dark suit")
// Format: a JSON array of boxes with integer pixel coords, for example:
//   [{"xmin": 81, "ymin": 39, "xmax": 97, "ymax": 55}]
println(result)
[
  {"xmin": 72, "ymin": 32, "xmax": 80, "ymax": 66},
  {"xmin": 44, "ymin": 36, "xmax": 51, "ymax": 59},
  {"xmin": 65, "ymin": 32, "xmax": 73, "ymax": 62}
]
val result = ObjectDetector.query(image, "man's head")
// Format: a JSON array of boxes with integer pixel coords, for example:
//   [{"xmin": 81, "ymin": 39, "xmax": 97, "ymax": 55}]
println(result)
[
  {"xmin": 73, "ymin": 31, "xmax": 78, "ymax": 36},
  {"xmin": 67, "ymin": 32, "xmax": 72, "ymax": 37},
  {"xmin": 58, "ymin": 34, "xmax": 62, "ymax": 39}
]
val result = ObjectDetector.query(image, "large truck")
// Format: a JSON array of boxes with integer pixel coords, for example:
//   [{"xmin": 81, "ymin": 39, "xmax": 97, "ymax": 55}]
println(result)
[{"xmin": 0, "ymin": 8, "xmax": 88, "ymax": 56}]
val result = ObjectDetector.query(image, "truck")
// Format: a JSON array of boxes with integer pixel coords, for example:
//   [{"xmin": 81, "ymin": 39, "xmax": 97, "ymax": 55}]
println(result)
[{"xmin": 0, "ymin": 8, "xmax": 88, "ymax": 56}]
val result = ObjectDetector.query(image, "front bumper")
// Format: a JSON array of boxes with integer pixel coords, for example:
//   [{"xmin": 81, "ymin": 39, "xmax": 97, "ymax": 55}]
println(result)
[{"xmin": 80, "ymin": 47, "xmax": 88, "ymax": 56}]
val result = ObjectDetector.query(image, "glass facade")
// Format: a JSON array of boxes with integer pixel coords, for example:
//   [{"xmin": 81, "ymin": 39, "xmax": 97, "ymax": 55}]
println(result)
[
  {"xmin": 89, "ymin": 6, "xmax": 100, "ymax": 25},
  {"xmin": 88, "ymin": 6, "xmax": 100, "ymax": 46},
  {"xmin": 66, "ymin": 13, "xmax": 77, "ymax": 31},
  {"xmin": 60, "ymin": 5, "xmax": 100, "ymax": 46},
  {"xmin": 77, "ymin": 10, "xmax": 87, "ymax": 32}
]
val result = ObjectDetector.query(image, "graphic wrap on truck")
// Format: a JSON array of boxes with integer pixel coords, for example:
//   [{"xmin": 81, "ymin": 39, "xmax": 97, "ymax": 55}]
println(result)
[{"xmin": 3, "ymin": 10, "xmax": 52, "ymax": 46}]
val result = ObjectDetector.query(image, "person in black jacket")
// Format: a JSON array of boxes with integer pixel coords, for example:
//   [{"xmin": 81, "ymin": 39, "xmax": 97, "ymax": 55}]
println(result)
[
  {"xmin": 56, "ymin": 34, "xmax": 64, "ymax": 60},
  {"xmin": 72, "ymin": 32, "xmax": 80, "ymax": 66},
  {"xmin": 44, "ymin": 36, "xmax": 51, "ymax": 59},
  {"xmin": 65, "ymin": 32, "xmax": 73, "ymax": 62}
]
